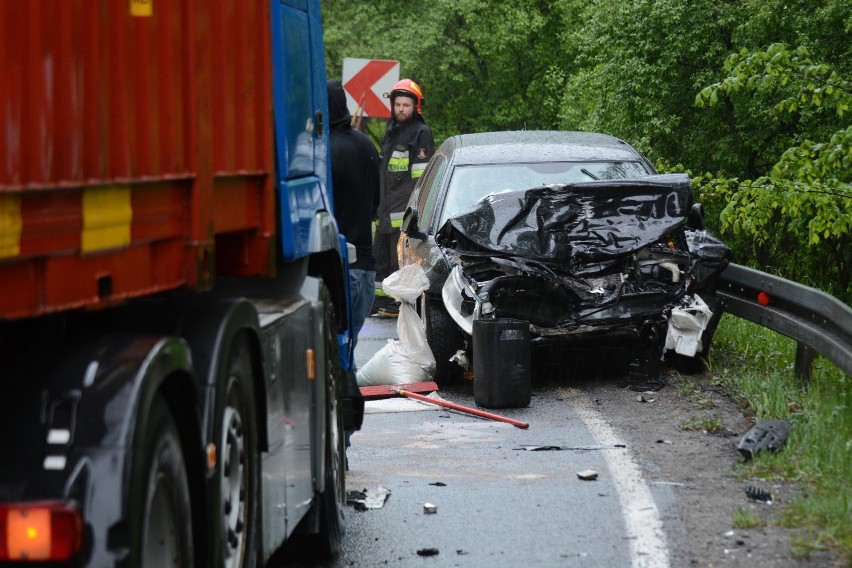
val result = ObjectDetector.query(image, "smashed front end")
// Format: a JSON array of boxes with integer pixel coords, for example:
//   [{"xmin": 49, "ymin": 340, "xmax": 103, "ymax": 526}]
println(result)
[{"xmin": 436, "ymin": 174, "xmax": 731, "ymax": 379}]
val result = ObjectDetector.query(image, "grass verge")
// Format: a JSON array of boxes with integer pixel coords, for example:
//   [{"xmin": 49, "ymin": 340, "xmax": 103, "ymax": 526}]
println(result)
[{"xmin": 705, "ymin": 314, "xmax": 851, "ymax": 562}]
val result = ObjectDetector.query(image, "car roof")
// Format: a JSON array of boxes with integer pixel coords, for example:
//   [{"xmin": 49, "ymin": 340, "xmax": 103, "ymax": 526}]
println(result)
[{"xmin": 440, "ymin": 130, "xmax": 648, "ymax": 166}]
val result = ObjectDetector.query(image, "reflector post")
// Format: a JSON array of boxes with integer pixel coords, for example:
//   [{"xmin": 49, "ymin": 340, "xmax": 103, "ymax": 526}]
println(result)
[{"xmin": 0, "ymin": 502, "xmax": 82, "ymax": 561}]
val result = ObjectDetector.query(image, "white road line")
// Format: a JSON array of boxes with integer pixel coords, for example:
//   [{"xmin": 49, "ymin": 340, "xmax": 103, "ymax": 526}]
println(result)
[{"xmin": 562, "ymin": 388, "xmax": 670, "ymax": 568}]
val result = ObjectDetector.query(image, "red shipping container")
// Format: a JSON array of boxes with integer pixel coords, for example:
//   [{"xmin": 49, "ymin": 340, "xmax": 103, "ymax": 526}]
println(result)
[{"xmin": 0, "ymin": 0, "xmax": 277, "ymax": 319}]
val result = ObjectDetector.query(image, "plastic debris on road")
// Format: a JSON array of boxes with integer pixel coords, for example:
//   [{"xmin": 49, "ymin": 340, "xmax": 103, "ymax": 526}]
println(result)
[
  {"xmin": 737, "ymin": 419, "xmax": 792, "ymax": 460},
  {"xmin": 577, "ymin": 469, "xmax": 599, "ymax": 480},
  {"xmin": 346, "ymin": 485, "xmax": 392, "ymax": 510},
  {"xmin": 745, "ymin": 485, "xmax": 773, "ymax": 504}
]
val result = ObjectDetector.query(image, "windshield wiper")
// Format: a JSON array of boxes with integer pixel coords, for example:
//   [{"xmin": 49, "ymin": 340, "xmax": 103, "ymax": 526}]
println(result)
[{"xmin": 580, "ymin": 168, "xmax": 600, "ymax": 180}]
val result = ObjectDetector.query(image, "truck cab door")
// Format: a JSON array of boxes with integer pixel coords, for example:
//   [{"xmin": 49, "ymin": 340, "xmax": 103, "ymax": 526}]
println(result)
[{"xmin": 270, "ymin": 0, "xmax": 330, "ymax": 261}]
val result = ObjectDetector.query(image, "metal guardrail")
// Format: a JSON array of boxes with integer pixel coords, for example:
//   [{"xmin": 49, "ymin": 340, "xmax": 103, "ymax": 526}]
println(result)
[{"xmin": 716, "ymin": 263, "xmax": 852, "ymax": 382}]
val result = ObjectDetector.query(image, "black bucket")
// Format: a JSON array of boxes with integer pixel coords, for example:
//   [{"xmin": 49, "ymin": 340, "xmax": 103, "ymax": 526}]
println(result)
[{"xmin": 473, "ymin": 318, "xmax": 531, "ymax": 408}]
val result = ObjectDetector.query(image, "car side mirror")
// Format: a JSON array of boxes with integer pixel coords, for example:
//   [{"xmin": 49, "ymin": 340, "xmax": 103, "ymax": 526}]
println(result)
[
  {"xmin": 687, "ymin": 203, "xmax": 705, "ymax": 230},
  {"xmin": 401, "ymin": 206, "xmax": 427, "ymax": 240}
]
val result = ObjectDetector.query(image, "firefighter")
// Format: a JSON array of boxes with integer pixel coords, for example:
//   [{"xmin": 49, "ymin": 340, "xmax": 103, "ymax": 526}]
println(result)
[{"xmin": 373, "ymin": 78, "xmax": 435, "ymax": 317}]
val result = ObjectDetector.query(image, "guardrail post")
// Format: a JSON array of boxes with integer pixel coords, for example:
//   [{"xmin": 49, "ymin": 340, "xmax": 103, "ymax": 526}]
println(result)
[{"xmin": 794, "ymin": 343, "xmax": 814, "ymax": 384}]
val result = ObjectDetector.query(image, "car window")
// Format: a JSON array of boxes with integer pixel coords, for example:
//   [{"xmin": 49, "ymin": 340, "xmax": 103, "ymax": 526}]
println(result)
[
  {"xmin": 439, "ymin": 161, "xmax": 648, "ymax": 226},
  {"xmin": 418, "ymin": 155, "xmax": 448, "ymax": 233}
]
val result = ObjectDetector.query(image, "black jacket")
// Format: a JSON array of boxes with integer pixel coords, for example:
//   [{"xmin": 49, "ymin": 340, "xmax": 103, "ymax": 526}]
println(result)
[
  {"xmin": 327, "ymin": 80, "xmax": 381, "ymax": 271},
  {"xmin": 376, "ymin": 114, "xmax": 434, "ymax": 234}
]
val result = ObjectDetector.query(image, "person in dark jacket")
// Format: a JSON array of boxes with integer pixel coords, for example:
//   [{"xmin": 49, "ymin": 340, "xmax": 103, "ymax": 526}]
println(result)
[
  {"xmin": 327, "ymin": 79, "xmax": 381, "ymax": 350},
  {"xmin": 373, "ymin": 78, "xmax": 434, "ymax": 317}
]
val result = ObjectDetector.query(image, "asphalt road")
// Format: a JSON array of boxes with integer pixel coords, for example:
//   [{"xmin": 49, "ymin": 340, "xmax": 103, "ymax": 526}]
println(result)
[{"xmin": 278, "ymin": 314, "xmax": 674, "ymax": 567}]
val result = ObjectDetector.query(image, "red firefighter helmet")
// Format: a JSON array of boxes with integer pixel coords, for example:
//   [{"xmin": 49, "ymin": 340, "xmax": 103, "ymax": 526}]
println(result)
[{"xmin": 386, "ymin": 78, "xmax": 424, "ymax": 114}]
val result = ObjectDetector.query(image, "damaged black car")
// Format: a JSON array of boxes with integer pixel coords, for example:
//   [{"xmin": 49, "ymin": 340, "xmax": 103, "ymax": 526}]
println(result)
[{"xmin": 399, "ymin": 131, "xmax": 731, "ymax": 387}]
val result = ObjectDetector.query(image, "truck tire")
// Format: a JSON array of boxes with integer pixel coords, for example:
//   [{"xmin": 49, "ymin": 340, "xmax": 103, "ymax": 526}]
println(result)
[
  {"xmin": 423, "ymin": 295, "xmax": 465, "ymax": 386},
  {"xmin": 308, "ymin": 297, "xmax": 346, "ymax": 558},
  {"xmin": 216, "ymin": 334, "xmax": 259, "ymax": 568},
  {"xmin": 130, "ymin": 394, "xmax": 194, "ymax": 568}
]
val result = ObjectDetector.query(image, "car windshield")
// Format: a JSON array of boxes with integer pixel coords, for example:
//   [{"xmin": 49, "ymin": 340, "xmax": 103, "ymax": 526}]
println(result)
[{"xmin": 439, "ymin": 161, "xmax": 649, "ymax": 226}]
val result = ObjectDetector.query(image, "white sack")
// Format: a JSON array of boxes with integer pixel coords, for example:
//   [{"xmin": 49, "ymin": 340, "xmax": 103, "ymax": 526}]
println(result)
[{"xmin": 357, "ymin": 265, "xmax": 436, "ymax": 386}]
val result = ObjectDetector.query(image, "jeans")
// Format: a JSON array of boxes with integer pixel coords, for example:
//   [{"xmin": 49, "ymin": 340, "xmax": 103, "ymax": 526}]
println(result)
[{"xmin": 348, "ymin": 268, "xmax": 376, "ymax": 360}]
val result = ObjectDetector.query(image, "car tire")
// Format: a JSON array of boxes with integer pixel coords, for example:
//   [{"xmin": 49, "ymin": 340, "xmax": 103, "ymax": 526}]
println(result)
[{"xmin": 422, "ymin": 294, "xmax": 466, "ymax": 386}]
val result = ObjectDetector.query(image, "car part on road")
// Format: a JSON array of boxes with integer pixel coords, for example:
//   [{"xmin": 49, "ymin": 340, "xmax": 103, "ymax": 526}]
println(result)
[
  {"xmin": 745, "ymin": 486, "xmax": 773, "ymax": 504},
  {"xmin": 346, "ymin": 486, "xmax": 392, "ymax": 511},
  {"xmin": 737, "ymin": 419, "xmax": 793, "ymax": 460},
  {"xmin": 394, "ymin": 388, "xmax": 530, "ymax": 429}
]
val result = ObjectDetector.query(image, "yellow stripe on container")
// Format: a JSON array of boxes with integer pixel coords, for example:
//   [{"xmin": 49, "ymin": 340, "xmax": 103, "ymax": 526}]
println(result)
[
  {"xmin": 0, "ymin": 193, "xmax": 22, "ymax": 259},
  {"xmin": 82, "ymin": 186, "xmax": 132, "ymax": 253}
]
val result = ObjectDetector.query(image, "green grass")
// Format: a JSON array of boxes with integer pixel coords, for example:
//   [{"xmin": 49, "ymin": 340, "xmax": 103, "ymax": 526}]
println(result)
[
  {"xmin": 679, "ymin": 413, "xmax": 725, "ymax": 433},
  {"xmin": 705, "ymin": 314, "xmax": 852, "ymax": 562},
  {"xmin": 732, "ymin": 506, "xmax": 766, "ymax": 529}
]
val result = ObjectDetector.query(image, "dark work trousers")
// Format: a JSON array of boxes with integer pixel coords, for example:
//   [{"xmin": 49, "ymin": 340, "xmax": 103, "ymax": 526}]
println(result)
[{"xmin": 373, "ymin": 228, "xmax": 401, "ymax": 283}]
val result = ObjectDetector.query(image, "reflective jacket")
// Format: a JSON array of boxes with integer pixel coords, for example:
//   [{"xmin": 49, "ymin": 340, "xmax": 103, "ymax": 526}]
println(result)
[{"xmin": 376, "ymin": 115, "xmax": 434, "ymax": 234}]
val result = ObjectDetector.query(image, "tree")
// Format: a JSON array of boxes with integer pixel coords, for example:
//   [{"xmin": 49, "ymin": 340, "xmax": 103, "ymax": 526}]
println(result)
[
  {"xmin": 695, "ymin": 44, "xmax": 851, "ymax": 300},
  {"xmin": 321, "ymin": 0, "xmax": 580, "ymax": 144}
]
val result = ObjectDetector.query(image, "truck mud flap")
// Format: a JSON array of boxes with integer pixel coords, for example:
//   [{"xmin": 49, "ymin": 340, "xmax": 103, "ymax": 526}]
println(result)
[{"xmin": 340, "ymin": 370, "xmax": 364, "ymax": 431}]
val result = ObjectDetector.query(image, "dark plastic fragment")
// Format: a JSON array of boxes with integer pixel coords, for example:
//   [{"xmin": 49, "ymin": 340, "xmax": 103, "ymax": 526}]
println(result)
[
  {"xmin": 417, "ymin": 548, "xmax": 440, "ymax": 557},
  {"xmin": 745, "ymin": 486, "xmax": 773, "ymax": 503},
  {"xmin": 737, "ymin": 419, "xmax": 793, "ymax": 460}
]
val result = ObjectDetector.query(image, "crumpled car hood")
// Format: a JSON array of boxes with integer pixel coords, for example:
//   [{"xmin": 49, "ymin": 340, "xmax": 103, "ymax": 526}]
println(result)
[{"xmin": 436, "ymin": 173, "xmax": 693, "ymax": 268}]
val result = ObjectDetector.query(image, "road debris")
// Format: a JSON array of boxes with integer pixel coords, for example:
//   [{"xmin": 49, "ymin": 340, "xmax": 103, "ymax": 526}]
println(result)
[
  {"xmin": 416, "ymin": 548, "xmax": 439, "ymax": 557},
  {"xmin": 423, "ymin": 503, "xmax": 437, "ymax": 514},
  {"xmin": 745, "ymin": 485, "xmax": 773, "ymax": 504},
  {"xmin": 737, "ymin": 419, "xmax": 792, "ymax": 460},
  {"xmin": 577, "ymin": 469, "xmax": 599, "ymax": 480},
  {"xmin": 636, "ymin": 393, "xmax": 657, "ymax": 402},
  {"xmin": 346, "ymin": 486, "xmax": 392, "ymax": 510}
]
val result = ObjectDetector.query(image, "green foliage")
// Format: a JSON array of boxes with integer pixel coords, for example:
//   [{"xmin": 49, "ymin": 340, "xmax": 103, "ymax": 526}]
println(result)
[
  {"xmin": 694, "ymin": 44, "xmax": 851, "ymax": 301},
  {"xmin": 321, "ymin": 0, "xmax": 580, "ymax": 144}
]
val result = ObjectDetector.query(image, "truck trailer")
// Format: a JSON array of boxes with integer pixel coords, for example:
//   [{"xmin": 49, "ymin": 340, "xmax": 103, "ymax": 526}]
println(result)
[{"xmin": 0, "ymin": 1, "xmax": 361, "ymax": 565}]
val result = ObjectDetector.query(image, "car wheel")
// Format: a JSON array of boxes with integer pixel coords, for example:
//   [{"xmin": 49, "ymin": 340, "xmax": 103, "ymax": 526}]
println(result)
[{"xmin": 422, "ymin": 294, "xmax": 465, "ymax": 386}]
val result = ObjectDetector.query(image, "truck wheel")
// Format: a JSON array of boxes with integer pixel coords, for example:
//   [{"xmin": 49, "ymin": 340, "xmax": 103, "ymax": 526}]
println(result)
[
  {"xmin": 423, "ymin": 295, "xmax": 465, "ymax": 386},
  {"xmin": 217, "ymin": 334, "xmax": 259, "ymax": 568},
  {"xmin": 310, "ymin": 300, "xmax": 346, "ymax": 558},
  {"xmin": 130, "ymin": 394, "xmax": 194, "ymax": 568}
]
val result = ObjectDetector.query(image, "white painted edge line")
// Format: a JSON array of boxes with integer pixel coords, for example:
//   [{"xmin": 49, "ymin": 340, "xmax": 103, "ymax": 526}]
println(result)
[{"xmin": 565, "ymin": 389, "xmax": 670, "ymax": 568}]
